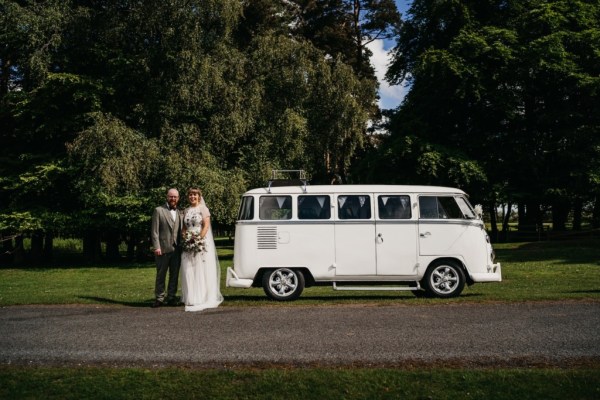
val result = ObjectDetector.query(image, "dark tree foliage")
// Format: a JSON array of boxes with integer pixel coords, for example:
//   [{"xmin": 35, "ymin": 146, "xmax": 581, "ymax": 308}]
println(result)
[
  {"xmin": 293, "ymin": 0, "xmax": 401, "ymax": 78},
  {"xmin": 0, "ymin": 0, "xmax": 380, "ymax": 263},
  {"xmin": 369, "ymin": 0, "xmax": 600, "ymax": 235}
]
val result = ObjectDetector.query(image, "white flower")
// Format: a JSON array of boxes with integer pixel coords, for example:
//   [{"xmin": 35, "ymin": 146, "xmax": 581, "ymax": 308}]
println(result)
[{"xmin": 182, "ymin": 231, "xmax": 207, "ymax": 253}]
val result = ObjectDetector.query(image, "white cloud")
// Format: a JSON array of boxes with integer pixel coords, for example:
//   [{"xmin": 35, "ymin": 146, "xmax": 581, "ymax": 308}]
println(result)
[{"xmin": 367, "ymin": 39, "xmax": 408, "ymax": 110}]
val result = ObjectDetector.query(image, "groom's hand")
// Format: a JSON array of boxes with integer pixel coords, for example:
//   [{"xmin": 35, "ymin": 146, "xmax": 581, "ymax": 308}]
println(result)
[{"xmin": 154, "ymin": 249, "xmax": 162, "ymax": 256}]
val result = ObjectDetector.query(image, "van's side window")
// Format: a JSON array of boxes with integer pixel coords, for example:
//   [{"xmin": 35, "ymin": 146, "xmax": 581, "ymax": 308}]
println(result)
[
  {"xmin": 419, "ymin": 196, "xmax": 463, "ymax": 219},
  {"xmin": 238, "ymin": 196, "xmax": 254, "ymax": 220},
  {"xmin": 259, "ymin": 196, "xmax": 292, "ymax": 220},
  {"xmin": 298, "ymin": 195, "xmax": 331, "ymax": 219},
  {"xmin": 338, "ymin": 195, "xmax": 371, "ymax": 219},
  {"xmin": 378, "ymin": 195, "xmax": 411, "ymax": 219}
]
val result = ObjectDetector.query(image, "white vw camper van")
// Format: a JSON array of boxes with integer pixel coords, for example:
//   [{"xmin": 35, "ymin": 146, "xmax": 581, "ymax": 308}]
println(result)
[{"xmin": 226, "ymin": 176, "xmax": 501, "ymax": 300}]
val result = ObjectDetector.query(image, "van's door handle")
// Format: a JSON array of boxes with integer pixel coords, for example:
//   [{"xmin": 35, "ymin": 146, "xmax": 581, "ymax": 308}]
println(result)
[
  {"xmin": 376, "ymin": 233, "xmax": 384, "ymax": 244},
  {"xmin": 420, "ymin": 232, "xmax": 431, "ymax": 238}
]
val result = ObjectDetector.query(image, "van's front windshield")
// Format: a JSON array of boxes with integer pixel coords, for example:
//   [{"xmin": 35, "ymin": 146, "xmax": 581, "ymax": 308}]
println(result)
[{"xmin": 456, "ymin": 196, "xmax": 477, "ymax": 219}]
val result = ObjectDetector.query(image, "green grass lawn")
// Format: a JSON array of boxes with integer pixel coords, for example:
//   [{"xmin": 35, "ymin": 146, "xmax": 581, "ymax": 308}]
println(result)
[
  {"xmin": 1, "ymin": 238, "xmax": 599, "ymax": 399},
  {"xmin": 1, "ymin": 237, "xmax": 599, "ymax": 306},
  {"xmin": 1, "ymin": 366, "xmax": 599, "ymax": 400}
]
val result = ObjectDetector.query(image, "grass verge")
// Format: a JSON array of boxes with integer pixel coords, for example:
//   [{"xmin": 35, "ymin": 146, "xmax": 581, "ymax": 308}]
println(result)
[{"xmin": 1, "ymin": 366, "xmax": 599, "ymax": 400}]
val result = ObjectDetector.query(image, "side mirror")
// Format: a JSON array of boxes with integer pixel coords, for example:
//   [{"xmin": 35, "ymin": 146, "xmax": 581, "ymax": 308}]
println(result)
[{"xmin": 473, "ymin": 204, "xmax": 483, "ymax": 220}]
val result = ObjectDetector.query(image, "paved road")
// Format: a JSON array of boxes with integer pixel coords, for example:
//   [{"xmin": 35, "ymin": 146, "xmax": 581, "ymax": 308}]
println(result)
[{"xmin": 1, "ymin": 302, "xmax": 599, "ymax": 367}]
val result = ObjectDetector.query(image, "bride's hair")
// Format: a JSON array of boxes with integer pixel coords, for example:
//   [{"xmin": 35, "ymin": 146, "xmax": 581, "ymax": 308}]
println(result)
[{"xmin": 187, "ymin": 188, "xmax": 202, "ymax": 197}]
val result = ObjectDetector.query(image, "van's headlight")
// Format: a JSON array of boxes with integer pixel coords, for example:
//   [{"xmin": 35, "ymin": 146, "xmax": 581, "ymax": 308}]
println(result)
[{"xmin": 491, "ymin": 250, "xmax": 496, "ymax": 262}]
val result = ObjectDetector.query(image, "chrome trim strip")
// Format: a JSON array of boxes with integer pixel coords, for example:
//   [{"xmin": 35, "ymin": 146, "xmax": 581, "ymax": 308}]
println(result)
[{"xmin": 237, "ymin": 219, "xmax": 478, "ymax": 226}]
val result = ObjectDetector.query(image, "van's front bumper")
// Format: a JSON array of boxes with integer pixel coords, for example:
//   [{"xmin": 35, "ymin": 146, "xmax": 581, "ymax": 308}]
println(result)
[
  {"xmin": 470, "ymin": 263, "xmax": 502, "ymax": 282},
  {"xmin": 226, "ymin": 267, "xmax": 254, "ymax": 288}
]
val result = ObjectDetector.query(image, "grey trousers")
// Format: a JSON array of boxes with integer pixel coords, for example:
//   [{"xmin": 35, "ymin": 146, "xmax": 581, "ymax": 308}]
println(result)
[{"xmin": 154, "ymin": 250, "xmax": 181, "ymax": 302}]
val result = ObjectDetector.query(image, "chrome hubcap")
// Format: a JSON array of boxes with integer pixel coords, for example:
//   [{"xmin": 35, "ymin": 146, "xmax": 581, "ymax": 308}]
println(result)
[
  {"xmin": 269, "ymin": 269, "xmax": 298, "ymax": 297},
  {"xmin": 431, "ymin": 266, "xmax": 459, "ymax": 294}
]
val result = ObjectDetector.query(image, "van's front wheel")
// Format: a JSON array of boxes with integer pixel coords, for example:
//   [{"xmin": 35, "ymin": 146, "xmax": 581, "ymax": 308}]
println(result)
[
  {"xmin": 423, "ymin": 260, "xmax": 465, "ymax": 298},
  {"xmin": 262, "ymin": 268, "xmax": 305, "ymax": 301}
]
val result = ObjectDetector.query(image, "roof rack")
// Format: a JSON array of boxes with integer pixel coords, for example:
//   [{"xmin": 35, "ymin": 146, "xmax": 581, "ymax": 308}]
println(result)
[{"xmin": 267, "ymin": 170, "xmax": 308, "ymax": 193}]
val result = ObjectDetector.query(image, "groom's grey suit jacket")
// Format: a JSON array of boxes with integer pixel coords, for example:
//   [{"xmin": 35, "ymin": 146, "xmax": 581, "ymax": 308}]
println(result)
[{"xmin": 151, "ymin": 204, "xmax": 182, "ymax": 253}]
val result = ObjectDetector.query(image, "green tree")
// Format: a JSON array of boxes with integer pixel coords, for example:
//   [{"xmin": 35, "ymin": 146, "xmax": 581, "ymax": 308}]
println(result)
[
  {"xmin": 294, "ymin": 0, "xmax": 401, "ymax": 78},
  {"xmin": 0, "ymin": 0, "xmax": 382, "ymax": 264},
  {"xmin": 0, "ymin": 1, "xmax": 82, "ymax": 263},
  {"xmin": 0, "ymin": 0, "xmax": 71, "ymax": 95},
  {"xmin": 383, "ymin": 0, "xmax": 600, "ymax": 233}
]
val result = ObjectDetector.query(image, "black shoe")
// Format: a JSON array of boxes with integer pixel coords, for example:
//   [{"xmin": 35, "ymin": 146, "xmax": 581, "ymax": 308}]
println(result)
[
  {"xmin": 165, "ymin": 298, "xmax": 180, "ymax": 306},
  {"xmin": 151, "ymin": 300, "xmax": 163, "ymax": 308}
]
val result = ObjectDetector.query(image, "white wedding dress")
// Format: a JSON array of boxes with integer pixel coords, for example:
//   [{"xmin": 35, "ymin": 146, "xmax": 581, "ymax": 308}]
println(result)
[{"xmin": 180, "ymin": 205, "xmax": 223, "ymax": 312}]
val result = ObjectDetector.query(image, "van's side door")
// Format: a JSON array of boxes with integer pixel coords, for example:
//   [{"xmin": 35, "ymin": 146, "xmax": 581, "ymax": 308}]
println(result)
[
  {"xmin": 334, "ymin": 194, "xmax": 376, "ymax": 275},
  {"xmin": 375, "ymin": 194, "xmax": 418, "ymax": 276}
]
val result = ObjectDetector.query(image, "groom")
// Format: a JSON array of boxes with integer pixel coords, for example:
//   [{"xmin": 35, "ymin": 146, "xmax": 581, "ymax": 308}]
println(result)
[{"xmin": 150, "ymin": 188, "xmax": 183, "ymax": 308}]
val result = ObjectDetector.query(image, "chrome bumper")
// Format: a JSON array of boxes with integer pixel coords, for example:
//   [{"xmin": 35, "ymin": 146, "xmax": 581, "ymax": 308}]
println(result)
[
  {"xmin": 470, "ymin": 263, "xmax": 502, "ymax": 282},
  {"xmin": 226, "ymin": 267, "xmax": 254, "ymax": 288}
]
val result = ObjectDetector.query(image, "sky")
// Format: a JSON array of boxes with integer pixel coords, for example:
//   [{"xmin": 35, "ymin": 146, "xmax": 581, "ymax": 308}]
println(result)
[{"xmin": 367, "ymin": 0, "xmax": 411, "ymax": 110}]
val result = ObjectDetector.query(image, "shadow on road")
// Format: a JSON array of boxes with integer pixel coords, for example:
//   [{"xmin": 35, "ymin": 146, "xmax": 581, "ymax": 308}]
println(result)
[{"xmin": 78, "ymin": 296, "xmax": 152, "ymax": 308}]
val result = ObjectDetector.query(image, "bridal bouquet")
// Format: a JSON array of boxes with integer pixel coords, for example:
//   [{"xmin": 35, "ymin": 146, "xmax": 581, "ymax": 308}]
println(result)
[{"xmin": 182, "ymin": 231, "xmax": 207, "ymax": 253}]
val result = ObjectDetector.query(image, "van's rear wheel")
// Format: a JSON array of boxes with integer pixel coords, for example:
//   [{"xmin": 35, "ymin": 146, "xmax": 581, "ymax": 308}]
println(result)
[
  {"xmin": 262, "ymin": 268, "xmax": 305, "ymax": 301},
  {"xmin": 423, "ymin": 260, "xmax": 465, "ymax": 298}
]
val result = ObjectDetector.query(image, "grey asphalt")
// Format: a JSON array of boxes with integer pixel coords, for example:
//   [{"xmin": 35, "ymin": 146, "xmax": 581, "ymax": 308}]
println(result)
[{"xmin": 1, "ymin": 302, "xmax": 599, "ymax": 367}]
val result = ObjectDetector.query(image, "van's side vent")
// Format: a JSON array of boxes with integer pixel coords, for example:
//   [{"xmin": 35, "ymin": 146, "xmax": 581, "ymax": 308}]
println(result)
[{"xmin": 257, "ymin": 226, "xmax": 278, "ymax": 249}]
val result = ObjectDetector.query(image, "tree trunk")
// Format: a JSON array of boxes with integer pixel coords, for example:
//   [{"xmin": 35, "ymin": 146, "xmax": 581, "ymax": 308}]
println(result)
[
  {"xmin": 1, "ymin": 236, "xmax": 14, "ymax": 265},
  {"xmin": 14, "ymin": 235, "xmax": 25, "ymax": 266},
  {"xmin": 501, "ymin": 202, "xmax": 512, "ymax": 242},
  {"xmin": 126, "ymin": 233, "xmax": 135, "ymax": 261},
  {"xmin": 572, "ymin": 199, "xmax": 583, "ymax": 231},
  {"xmin": 136, "ymin": 235, "xmax": 150, "ymax": 262},
  {"xmin": 105, "ymin": 234, "xmax": 121, "ymax": 261},
  {"xmin": 552, "ymin": 200, "xmax": 570, "ymax": 231},
  {"xmin": 488, "ymin": 201, "xmax": 498, "ymax": 242},
  {"xmin": 31, "ymin": 232, "xmax": 44, "ymax": 265},
  {"xmin": 524, "ymin": 202, "xmax": 540, "ymax": 230},
  {"xmin": 43, "ymin": 232, "xmax": 54, "ymax": 261},
  {"xmin": 105, "ymin": 241, "xmax": 120, "ymax": 261},
  {"xmin": 592, "ymin": 195, "xmax": 600, "ymax": 229},
  {"xmin": 83, "ymin": 231, "xmax": 101, "ymax": 262},
  {"xmin": 517, "ymin": 202, "xmax": 526, "ymax": 230}
]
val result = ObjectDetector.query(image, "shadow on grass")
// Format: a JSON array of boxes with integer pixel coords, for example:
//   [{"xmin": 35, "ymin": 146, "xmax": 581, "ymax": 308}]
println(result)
[
  {"xmin": 217, "ymin": 253, "xmax": 233, "ymax": 262},
  {"xmin": 3, "ymin": 261, "xmax": 155, "ymax": 270},
  {"xmin": 495, "ymin": 237, "xmax": 600, "ymax": 266}
]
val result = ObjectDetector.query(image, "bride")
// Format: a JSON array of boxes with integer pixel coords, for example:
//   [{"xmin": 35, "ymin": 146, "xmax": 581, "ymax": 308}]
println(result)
[{"xmin": 180, "ymin": 188, "xmax": 223, "ymax": 312}]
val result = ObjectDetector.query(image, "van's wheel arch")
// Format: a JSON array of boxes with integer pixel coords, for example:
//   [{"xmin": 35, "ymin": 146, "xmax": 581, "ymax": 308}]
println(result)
[
  {"xmin": 262, "ymin": 268, "xmax": 305, "ymax": 301},
  {"xmin": 422, "ymin": 259, "xmax": 465, "ymax": 298}
]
